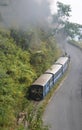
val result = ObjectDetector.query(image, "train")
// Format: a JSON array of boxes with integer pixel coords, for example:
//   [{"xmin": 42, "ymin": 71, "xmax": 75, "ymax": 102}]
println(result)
[{"xmin": 29, "ymin": 55, "xmax": 70, "ymax": 100}]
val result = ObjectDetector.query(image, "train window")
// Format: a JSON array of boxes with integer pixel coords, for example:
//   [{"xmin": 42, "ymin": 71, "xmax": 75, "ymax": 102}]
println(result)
[
  {"xmin": 31, "ymin": 86, "xmax": 43, "ymax": 93},
  {"xmin": 30, "ymin": 85, "xmax": 43, "ymax": 100}
]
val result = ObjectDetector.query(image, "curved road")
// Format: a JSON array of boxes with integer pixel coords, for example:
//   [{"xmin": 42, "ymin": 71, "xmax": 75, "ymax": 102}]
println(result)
[{"xmin": 43, "ymin": 43, "xmax": 82, "ymax": 130}]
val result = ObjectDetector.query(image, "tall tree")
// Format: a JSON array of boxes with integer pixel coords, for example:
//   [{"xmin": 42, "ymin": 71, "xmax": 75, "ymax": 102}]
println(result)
[
  {"xmin": 52, "ymin": 2, "xmax": 71, "ymax": 33},
  {"xmin": 52, "ymin": 1, "xmax": 82, "ymax": 40},
  {"xmin": 57, "ymin": 1, "xmax": 71, "ymax": 21}
]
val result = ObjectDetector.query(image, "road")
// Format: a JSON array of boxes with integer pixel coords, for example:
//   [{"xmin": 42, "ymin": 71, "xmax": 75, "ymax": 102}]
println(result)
[{"xmin": 43, "ymin": 43, "xmax": 82, "ymax": 130}]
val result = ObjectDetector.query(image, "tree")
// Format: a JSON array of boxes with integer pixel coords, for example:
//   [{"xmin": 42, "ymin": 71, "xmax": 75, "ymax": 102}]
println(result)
[
  {"xmin": 63, "ymin": 22, "xmax": 82, "ymax": 39},
  {"xmin": 52, "ymin": 2, "xmax": 71, "ymax": 33},
  {"xmin": 57, "ymin": 2, "xmax": 71, "ymax": 20},
  {"xmin": 52, "ymin": 1, "xmax": 82, "ymax": 40}
]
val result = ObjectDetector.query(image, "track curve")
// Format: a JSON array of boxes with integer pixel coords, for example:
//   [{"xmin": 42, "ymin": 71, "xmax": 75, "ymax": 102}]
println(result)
[{"xmin": 43, "ymin": 43, "xmax": 82, "ymax": 130}]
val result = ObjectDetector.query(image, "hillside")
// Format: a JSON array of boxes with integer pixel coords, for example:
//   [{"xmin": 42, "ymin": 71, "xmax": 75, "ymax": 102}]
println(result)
[{"xmin": 0, "ymin": 27, "xmax": 61, "ymax": 130}]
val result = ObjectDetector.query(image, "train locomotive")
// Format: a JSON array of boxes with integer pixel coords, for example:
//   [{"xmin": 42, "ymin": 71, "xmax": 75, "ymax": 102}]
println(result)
[{"xmin": 29, "ymin": 56, "xmax": 70, "ymax": 100}]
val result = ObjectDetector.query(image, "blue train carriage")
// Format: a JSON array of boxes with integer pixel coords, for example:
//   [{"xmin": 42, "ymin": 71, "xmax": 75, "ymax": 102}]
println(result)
[
  {"xmin": 55, "ymin": 56, "xmax": 69, "ymax": 73},
  {"xmin": 29, "ymin": 73, "xmax": 53, "ymax": 100},
  {"xmin": 29, "ymin": 56, "xmax": 70, "ymax": 101},
  {"xmin": 45, "ymin": 64, "xmax": 63, "ymax": 86}
]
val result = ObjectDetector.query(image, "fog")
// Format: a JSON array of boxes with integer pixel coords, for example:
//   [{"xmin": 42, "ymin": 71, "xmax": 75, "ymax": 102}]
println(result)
[{"xmin": 0, "ymin": 0, "xmax": 51, "ymax": 29}]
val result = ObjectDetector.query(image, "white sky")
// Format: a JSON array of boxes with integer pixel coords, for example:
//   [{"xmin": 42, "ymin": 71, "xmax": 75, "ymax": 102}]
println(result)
[{"xmin": 50, "ymin": 0, "xmax": 82, "ymax": 25}]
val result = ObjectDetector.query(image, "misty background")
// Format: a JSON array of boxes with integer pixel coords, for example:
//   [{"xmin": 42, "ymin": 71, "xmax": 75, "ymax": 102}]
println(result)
[{"xmin": 0, "ymin": 0, "xmax": 52, "ymax": 29}]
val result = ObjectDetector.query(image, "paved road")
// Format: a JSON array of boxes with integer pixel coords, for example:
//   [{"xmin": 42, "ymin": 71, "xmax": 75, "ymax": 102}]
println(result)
[{"xmin": 43, "ymin": 43, "xmax": 82, "ymax": 130}]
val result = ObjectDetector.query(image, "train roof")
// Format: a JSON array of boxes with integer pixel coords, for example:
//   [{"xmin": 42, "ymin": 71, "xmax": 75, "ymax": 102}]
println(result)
[
  {"xmin": 45, "ymin": 64, "xmax": 62, "ymax": 75},
  {"xmin": 32, "ymin": 73, "xmax": 52, "ymax": 86},
  {"xmin": 55, "ymin": 56, "xmax": 69, "ymax": 65}
]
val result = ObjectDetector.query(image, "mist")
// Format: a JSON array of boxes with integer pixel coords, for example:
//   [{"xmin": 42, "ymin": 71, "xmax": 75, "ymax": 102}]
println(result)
[{"xmin": 0, "ymin": 0, "xmax": 51, "ymax": 29}]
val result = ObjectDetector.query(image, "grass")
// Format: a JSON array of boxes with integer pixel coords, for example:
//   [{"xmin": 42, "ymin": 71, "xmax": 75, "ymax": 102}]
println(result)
[{"xmin": 68, "ymin": 40, "xmax": 82, "ymax": 49}]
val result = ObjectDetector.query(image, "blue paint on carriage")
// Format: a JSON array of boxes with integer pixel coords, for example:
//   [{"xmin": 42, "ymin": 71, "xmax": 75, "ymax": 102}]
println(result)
[
  {"xmin": 53, "ymin": 72, "xmax": 62, "ymax": 84},
  {"xmin": 29, "ymin": 56, "xmax": 70, "ymax": 100}
]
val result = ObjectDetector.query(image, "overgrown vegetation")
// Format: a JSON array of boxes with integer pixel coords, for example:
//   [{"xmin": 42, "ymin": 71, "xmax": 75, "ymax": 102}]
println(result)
[
  {"xmin": 1, "ymin": 1, "xmax": 82, "ymax": 130},
  {"xmin": 0, "ymin": 27, "xmax": 61, "ymax": 130}
]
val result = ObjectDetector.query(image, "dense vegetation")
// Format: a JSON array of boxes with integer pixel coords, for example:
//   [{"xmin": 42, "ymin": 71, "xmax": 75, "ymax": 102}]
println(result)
[
  {"xmin": 0, "ymin": 27, "xmax": 61, "ymax": 130},
  {"xmin": 0, "ymin": 1, "xmax": 82, "ymax": 130}
]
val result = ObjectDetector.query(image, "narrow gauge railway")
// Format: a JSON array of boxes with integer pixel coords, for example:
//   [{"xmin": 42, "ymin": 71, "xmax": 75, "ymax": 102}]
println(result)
[{"xmin": 29, "ymin": 56, "xmax": 70, "ymax": 101}]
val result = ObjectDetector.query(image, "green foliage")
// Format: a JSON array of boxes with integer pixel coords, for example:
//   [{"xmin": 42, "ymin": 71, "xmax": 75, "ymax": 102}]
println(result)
[
  {"xmin": 57, "ymin": 2, "xmax": 71, "ymax": 29},
  {"xmin": 0, "ymin": 33, "xmax": 36, "ymax": 129},
  {"xmin": 10, "ymin": 28, "xmax": 35, "ymax": 50},
  {"xmin": 52, "ymin": 1, "xmax": 71, "ymax": 33},
  {"xmin": 10, "ymin": 27, "xmax": 61, "ymax": 76},
  {"xmin": 57, "ymin": 2, "xmax": 71, "ymax": 19},
  {"xmin": 27, "ymin": 104, "xmax": 48, "ymax": 130},
  {"xmin": 52, "ymin": 2, "xmax": 82, "ymax": 40},
  {"xmin": 0, "ymin": 28, "xmax": 10, "ymax": 38},
  {"xmin": 0, "ymin": 27, "xmax": 61, "ymax": 130},
  {"xmin": 64, "ymin": 22, "xmax": 82, "ymax": 39},
  {"xmin": 30, "ymin": 37, "xmax": 60, "ymax": 76}
]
